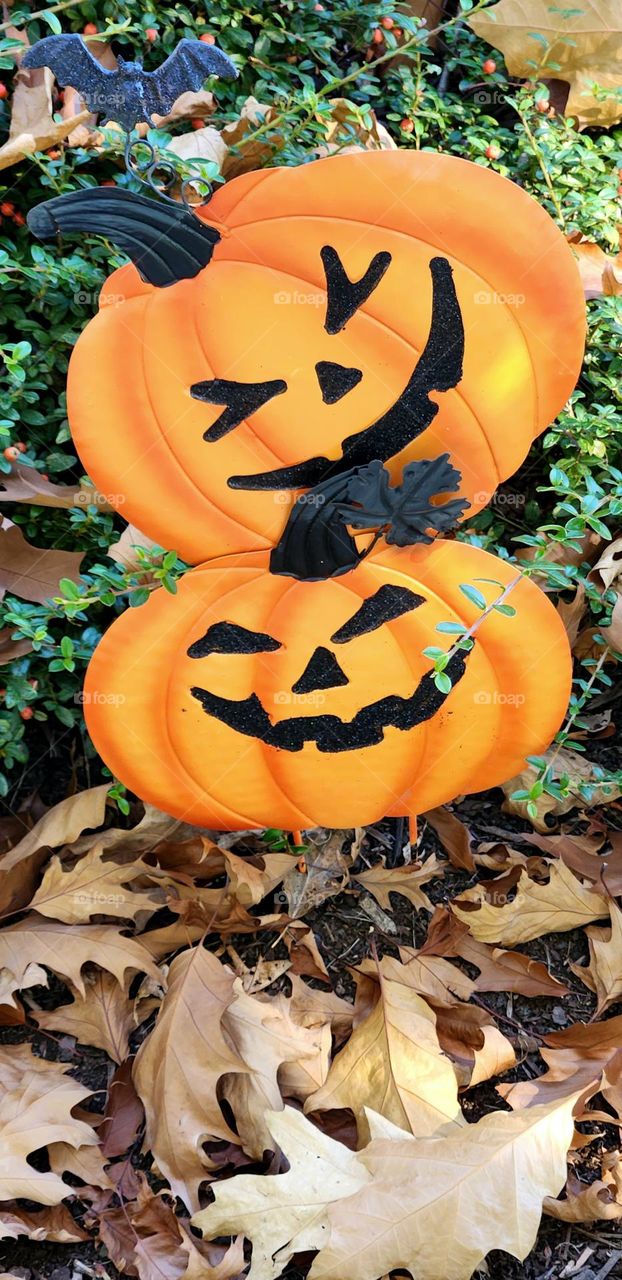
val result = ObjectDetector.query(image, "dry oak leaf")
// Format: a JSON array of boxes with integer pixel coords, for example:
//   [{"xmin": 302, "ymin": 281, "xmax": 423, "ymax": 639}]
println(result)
[
  {"xmin": 570, "ymin": 897, "xmax": 622, "ymax": 1015},
  {"xmin": 0, "ymin": 1062, "xmax": 97, "ymax": 1203},
  {"xmin": 288, "ymin": 974, "xmax": 355, "ymax": 1044},
  {"xmin": 545, "ymin": 1155, "xmax": 622, "ymax": 1222},
  {"xmin": 192, "ymin": 1106, "xmax": 370, "ymax": 1280},
  {"xmin": 133, "ymin": 946, "xmax": 247, "ymax": 1212},
  {"xmin": 452, "ymin": 860, "xmax": 607, "ymax": 946},
  {"xmin": 222, "ymin": 848, "xmax": 293, "ymax": 907},
  {"xmin": 0, "ymin": 1201, "xmax": 88, "ymax": 1241},
  {"xmin": 0, "ymin": 917, "xmax": 160, "ymax": 995},
  {"xmin": 356, "ymin": 853, "xmax": 443, "ymax": 913},
  {"xmin": 48, "ymin": 1138, "xmax": 112, "ymax": 1191},
  {"xmin": 0, "ymin": 782, "xmax": 109, "ymax": 917},
  {"xmin": 32, "ymin": 970, "xmax": 138, "ymax": 1063},
  {"xmin": 469, "ymin": 0, "xmax": 622, "ymax": 128},
  {"xmin": 305, "ymin": 966, "xmax": 463, "ymax": 1142},
  {"xmin": 107, "ymin": 522, "xmax": 158, "ymax": 571},
  {"xmin": 221, "ymin": 981, "xmax": 331, "ymax": 1159},
  {"xmin": 0, "ymin": 466, "xmax": 113, "ymax": 510},
  {"xmin": 30, "ymin": 843, "xmax": 165, "ymax": 925},
  {"xmin": 311, "ymin": 1094, "xmax": 579, "ymax": 1280},
  {"xmin": 419, "ymin": 906, "xmax": 568, "ymax": 997},
  {"xmin": 0, "ymin": 519, "xmax": 83, "ymax": 605},
  {"xmin": 499, "ymin": 1015, "xmax": 622, "ymax": 1110}
]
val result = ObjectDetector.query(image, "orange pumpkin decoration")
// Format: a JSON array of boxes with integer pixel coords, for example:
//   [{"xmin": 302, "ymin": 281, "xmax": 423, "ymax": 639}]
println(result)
[
  {"xmin": 31, "ymin": 150, "xmax": 584, "ymax": 564},
  {"xmin": 84, "ymin": 535, "xmax": 571, "ymax": 831}
]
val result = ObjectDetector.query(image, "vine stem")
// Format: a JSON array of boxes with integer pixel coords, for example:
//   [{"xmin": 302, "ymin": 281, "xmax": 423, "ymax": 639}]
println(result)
[
  {"xmin": 239, "ymin": 0, "xmax": 493, "ymax": 151},
  {"xmin": 510, "ymin": 97, "xmax": 566, "ymax": 226},
  {"xmin": 444, "ymin": 572, "xmax": 523, "ymax": 665},
  {"xmin": 0, "ymin": 0, "xmax": 84, "ymax": 35}
]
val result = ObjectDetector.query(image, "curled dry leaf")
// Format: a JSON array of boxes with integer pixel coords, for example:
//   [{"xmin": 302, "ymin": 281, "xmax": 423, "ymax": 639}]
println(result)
[
  {"xmin": 419, "ymin": 906, "xmax": 568, "ymax": 997},
  {"xmin": 545, "ymin": 1155, "xmax": 622, "ymax": 1222},
  {"xmin": 355, "ymin": 852, "xmax": 443, "ymax": 912},
  {"xmin": 424, "ymin": 807, "xmax": 474, "ymax": 871},
  {"xmin": 133, "ymin": 946, "xmax": 247, "ymax": 1211},
  {"xmin": 220, "ymin": 980, "xmax": 331, "ymax": 1159},
  {"xmin": 305, "ymin": 964, "xmax": 463, "ymax": 1142},
  {"xmin": 568, "ymin": 233, "xmax": 622, "ymax": 299},
  {"xmin": 107, "ymin": 522, "xmax": 158, "ymax": 570},
  {"xmin": 101, "ymin": 1059, "xmax": 145, "ymax": 1158},
  {"xmin": 469, "ymin": 0, "xmax": 622, "ymax": 128},
  {"xmin": 571, "ymin": 898, "xmax": 622, "ymax": 1015},
  {"xmin": 32, "ymin": 971, "xmax": 138, "ymax": 1064},
  {"xmin": 0, "ymin": 782, "xmax": 109, "ymax": 916},
  {"xmin": 499, "ymin": 1015, "xmax": 622, "ymax": 1110},
  {"xmin": 0, "ymin": 466, "xmax": 113, "ymax": 510},
  {"xmin": 452, "ymin": 860, "xmax": 607, "ymax": 946}
]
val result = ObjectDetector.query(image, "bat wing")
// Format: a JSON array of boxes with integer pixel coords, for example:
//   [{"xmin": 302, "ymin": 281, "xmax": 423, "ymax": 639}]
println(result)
[
  {"xmin": 22, "ymin": 34, "xmax": 115, "ymax": 108},
  {"xmin": 142, "ymin": 37, "xmax": 237, "ymax": 116}
]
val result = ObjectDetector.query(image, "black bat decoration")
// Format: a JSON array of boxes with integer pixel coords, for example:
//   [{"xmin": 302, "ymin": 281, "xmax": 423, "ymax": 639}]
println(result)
[
  {"xmin": 270, "ymin": 455, "xmax": 471, "ymax": 580},
  {"xmin": 22, "ymin": 35, "xmax": 238, "ymax": 132}
]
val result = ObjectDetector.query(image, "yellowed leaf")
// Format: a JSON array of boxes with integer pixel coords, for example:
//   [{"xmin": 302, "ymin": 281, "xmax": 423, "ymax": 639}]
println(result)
[
  {"xmin": 48, "ymin": 1138, "xmax": 112, "ymax": 1190},
  {"xmin": 545, "ymin": 1154, "xmax": 622, "ymax": 1222},
  {"xmin": 453, "ymin": 860, "xmax": 606, "ymax": 945},
  {"xmin": 568, "ymin": 234, "xmax": 622, "ymax": 299},
  {"xmin": 0, "ymin": 1201, "xmax": 88, "ymax": 1241},
  {"xmin": 192, "ymin": 1107, "xmax": 370, "ymax": 1280},
  {"xmin": 305, "ymin": 966, "xmax": 463, "ymax": 1141},
  {"xmin": 571, "ymin": 898, "xmax": 622, "ymax": 1014},
  {"xmin": 469, "ymin": 0, "xmax": 622, "ymax": 128},
  {"xmin": 30, "ymin": 843, "xmax": 165, "ymax": 925},
  {"xmin": 133, "ymin": 947, "xmax": 247, "ymax": 1211}
]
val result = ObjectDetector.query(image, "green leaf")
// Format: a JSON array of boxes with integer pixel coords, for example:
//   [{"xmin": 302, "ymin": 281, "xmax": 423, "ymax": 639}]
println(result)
[{"xmin": 459, "ymin": 583, "xmax": 487, "ymax": 611}]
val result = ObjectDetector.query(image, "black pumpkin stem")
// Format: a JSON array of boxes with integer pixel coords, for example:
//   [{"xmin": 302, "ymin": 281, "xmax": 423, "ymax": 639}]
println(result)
[
  {"xmin": 270, "ymin": 455, "xmax": 470, "ymax": 581},
  {"xmin": 27, "ymin": 187, "xmax": 220, "ymax": 288}
]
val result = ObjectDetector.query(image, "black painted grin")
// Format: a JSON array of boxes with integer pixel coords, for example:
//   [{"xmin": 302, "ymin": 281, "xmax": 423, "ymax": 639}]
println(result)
[
  {"xmin": 227, "ymin": 256, "xmax": 464, "ymax": 493},
  {"xmin": 191, "ymin": 651, "xmax": 466, "ymax": 754}
]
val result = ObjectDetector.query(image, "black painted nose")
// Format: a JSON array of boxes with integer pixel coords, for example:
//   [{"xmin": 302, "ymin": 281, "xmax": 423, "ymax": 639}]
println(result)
[
  {"xmin": 315, "ymin": 360, "xmax": 363, "ymax": 405},
  {"xmin": 292, "ymin": 646, "xmax": 349, "ymax": 694}
]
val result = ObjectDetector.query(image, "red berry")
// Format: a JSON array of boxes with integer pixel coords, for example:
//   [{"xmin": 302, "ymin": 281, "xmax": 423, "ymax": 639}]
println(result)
[
  {"xmin": 47, "ymin": 148, "xmax": 61, "ymax": 160},
  {"xmin": 41, "ymin": 473, "xmax": 49, "ymax": 481},
  {"xmin": 371, "ymin": 27, "xmax": 384, "ymax": 44},
  {"xmin": 191, "ymin": 118, "xmax": 205, "ymax": 130},
  {"xmin": 3, "ymin": 446, "xmax": 19, "ymax": 462},
  {"xmin": 0, "ymin": 84, "xmax": 8, "ymax": 100},
  {"xmin": 145, "ymin": 27, "xmax": 157, "ymax": 42},
  {"xmin": 15, "ymin": 442, "xmax": 26, "ymax": 453},
  {"xmin": 13, "ymin": 211, "xmax": 25, "ymax": 226},
  {"xmin": 20, "ymin": 707, "xmax": 34, "ymax": 720},
  {"xmin": 101, "ymin": 179, "xmax": 116, "ymax": 186},
  {"xmin": 536, "ymin": 98, "xmax": 550, "ymax": 113},
  {"xmin": 400, "ymin": 117, "xmax": 414, "ymax": 133},
  {"xmin": 381, "ymin": 15, "xmax": 395, "ymax": 28},
  {"xmin": 83, "ymin": 23, "xmax": 98, "ymax": 35},
  {"xmin": 485, "ymin": 143, "xmax": 501, "ymax": 160},
  {"xmin": 393, "ymin": 26, "xmax": 403, "ymax": 37},
  {"xmin": 1, "ymin": 202, "xmax": 14, "ymax": 216},
  {"xmin": 482, "ymin": 58, "xmax": 496, "ymax": 74},
  {"xmin": 200, "ymin": 32, "xmax": 216, "ymax": 42},
  {"xmin": 314, "ymin": 2, "xmax": 324, "ymax": 8}
]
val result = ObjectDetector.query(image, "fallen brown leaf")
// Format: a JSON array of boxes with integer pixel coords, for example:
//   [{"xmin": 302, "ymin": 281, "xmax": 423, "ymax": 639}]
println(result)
[
  {"xmin": 0, "ymin": 917, "xmax": 160, "ymax": 993},
  {"xmin": 32, "ymin": 971, "xmax": 138, "ymax": 1063},
  {"xmin": 469, "ymin": 0, "xmax": 622, "ymax": 128},
  {"xmin": 452, "ymin": 861, "xmax": 606, "ymax": 945},
  {"xmin": 0, "ymin": 1055, "xmax": 97, "ymax": 1203},
  {"xmin": 0, "ymin": 519, "xmax": 83, "ymax": 605},
  {"xmin": 356, "ymin": 853, "xmax": 443, "ymax": 913},
  {"xmin": 424, "ymin": 808, "xmax": 474, "ymax": 871}
]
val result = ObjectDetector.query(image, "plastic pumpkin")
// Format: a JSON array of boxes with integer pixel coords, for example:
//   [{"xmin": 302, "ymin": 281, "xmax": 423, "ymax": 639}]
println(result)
[
  {"xmin": 48, "ymin": 150, "xmax": 583, "ymax": 564},
  {"xmin": 83, "ymin": 537, "xmax": 571, "ymax": 830}
]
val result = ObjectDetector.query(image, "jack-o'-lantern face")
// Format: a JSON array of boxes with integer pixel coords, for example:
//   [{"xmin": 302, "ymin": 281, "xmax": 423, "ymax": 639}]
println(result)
[
  {"xmin": 33, "ymin": 151, "xmax": 585, "ymax": 565},
  {"xmin": 83, "ymin": 540, "xmax": 572, "ymax": 831}
]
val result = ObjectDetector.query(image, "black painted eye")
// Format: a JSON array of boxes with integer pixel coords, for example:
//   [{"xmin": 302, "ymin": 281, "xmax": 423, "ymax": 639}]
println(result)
[
  {"xmin": 321, "ymin": 245, "xmax": 392, "ymax": 335},
  {"xmin": 331, "ymin": 585, "xmax": 424, "ymax": 643},
  {"xmin": 190, "ymin": 377, "xmax": 287, "ymax": 442},
  {"xmin": 187, "ymin": 621, "xmax": 282, "ymax": 659}
]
